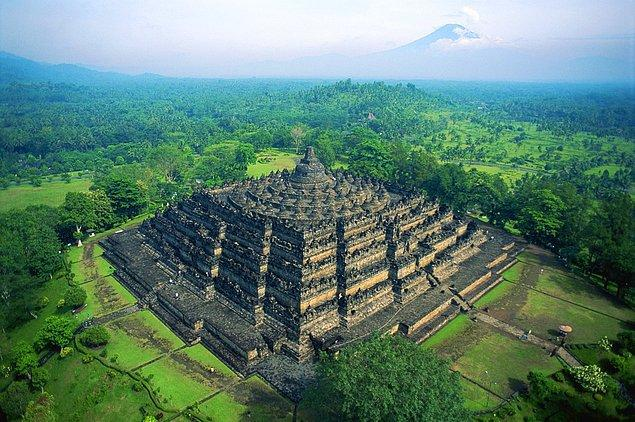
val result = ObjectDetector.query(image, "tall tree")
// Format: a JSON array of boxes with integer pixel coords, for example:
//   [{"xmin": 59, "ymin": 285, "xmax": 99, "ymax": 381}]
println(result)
[{"xmin": 305, "ymin": 335, "xmax": 467, "ymax": 421}]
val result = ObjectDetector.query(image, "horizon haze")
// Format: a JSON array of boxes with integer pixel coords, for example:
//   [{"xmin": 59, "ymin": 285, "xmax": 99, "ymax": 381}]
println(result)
[{"xmin": 1, "ymin": 1, "xmax": 634, "ymax": 82}]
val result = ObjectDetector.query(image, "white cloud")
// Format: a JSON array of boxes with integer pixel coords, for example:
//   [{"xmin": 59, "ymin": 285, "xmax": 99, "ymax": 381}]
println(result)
[{"xmin": 461, "ymin": 6, "xmax": 480, "ymax": 23}]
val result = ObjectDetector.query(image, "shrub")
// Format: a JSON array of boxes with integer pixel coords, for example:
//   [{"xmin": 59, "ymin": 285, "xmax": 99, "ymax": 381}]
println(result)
[
  {"xmin": 568, "ymin": 365, "xmax": 606, "ymax": 393},
  {"xmin": 82, "ymin": 355, "xmax": 94, "ymax": 364},
  {"xmin": 34, "ymin": 316, "xmax": 77, "ymax": 350},
  {"xmin": 598, "ymin": 336, "xmax": 612, "ymax": 352},
  {"xmin": 109, "ymin": 354, "xmax": 119, "ymax": 363},
  {"xmin": 59, "ymin": 347, "xmax": 74, "ymax": 358},
  {"xmin": 0, "ymin": 381, "xmax": 32, "ymax": 420},
  {"xmin": 30, "ymin": 368, "xmax": 50, "ymax": 392},
  {"xmin": 603, "ymin": 354, "xmax": 627, "ymax": 374},
  {"xmin": 80, "ymin": 326, "xmax": 110, "ymax": 348},
  {"xmin": 99, "ymin": 348, "xmax": 108, "ymax": 357},
  {"xmin": 553, "ymin": 371, "xmax": 565, "ymax": 382},
  {"xmin": 64, "ymin": 286, "xmax": 87, "ymax": 309},
  {"xmin": 132, "ymin": 381, "xmax": 144, "ymax": 392},
  {"xmin": 616, "ymin": 331, "xmax": 635, "ymax": 354}
]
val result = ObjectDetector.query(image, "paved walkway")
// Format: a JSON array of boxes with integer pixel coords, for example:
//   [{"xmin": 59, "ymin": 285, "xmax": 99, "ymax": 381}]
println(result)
[{"xmin": 474, "ymin": 311, "xmax": 581, "ymax": 367}]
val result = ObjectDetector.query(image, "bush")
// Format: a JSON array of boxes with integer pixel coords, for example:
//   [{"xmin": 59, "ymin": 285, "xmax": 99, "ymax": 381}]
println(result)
[
  {"xmin": 99, "ymin": 348, "xmax": 108, "ymax": 357},
  {"xmin": 603, "ymin": 354, "xmax": 627, "ymax": 374},
  {"xmin": 616, "ymin": 331, "xmax": 635, "ymax": 354},
  {"xmin": 527, "ymin": 371, "xmax": 562, "ymax": 402},
  {"xmin": 60, "ymin": 347, "xmax": 74, "ymax": 358},
  {"xmin": 132, "ymin": 381, "xmax": 144, "ymax": 392},
  {"xmin": 0, "ymin": 381, "xmax": 32, "ymax": 419},
  {"xmin": 30, "ymin": 368, "xmax": 50, "ymax": 392},
  {"xmin": 82, "ymin": 355, "xmax": 94, "ymax": 364},
  {"xmin": 64, "ymin": 286, "xmax": 87, "ymax": 309},
  {"xmin": 553, "ymin": 371, "xmax": 565, "ymax": 382},
  {"xmin": 568, "ymin": 365, "xmax": 607, "ymax": 393},
  {"xmin": 80, "ymin": 326, "xmax": 110, "ymax": 348}
]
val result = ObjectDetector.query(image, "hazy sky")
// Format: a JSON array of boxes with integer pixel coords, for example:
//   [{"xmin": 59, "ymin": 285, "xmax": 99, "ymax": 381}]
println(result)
[{"xmin": 1, "ymin": 0, "xmax": 633, "ymax": 76}]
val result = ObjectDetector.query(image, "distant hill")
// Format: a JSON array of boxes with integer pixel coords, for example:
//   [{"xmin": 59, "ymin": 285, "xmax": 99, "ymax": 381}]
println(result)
[
  {"xmin": 0, "ymin": 51, "xmax": 163, "ymax": 85},
  {"xmin": 1, "ymin": 24, "xmax": 633, "ymax": 83}
]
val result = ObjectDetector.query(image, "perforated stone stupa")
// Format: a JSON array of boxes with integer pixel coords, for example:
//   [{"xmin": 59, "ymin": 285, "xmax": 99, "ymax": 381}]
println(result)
[{"xmin": 102, "ymin": 146, "xmax": 523, "ymax": 397}]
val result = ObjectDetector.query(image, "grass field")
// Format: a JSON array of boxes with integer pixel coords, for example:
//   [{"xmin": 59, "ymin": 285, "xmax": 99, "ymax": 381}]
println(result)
[
  {"xmin": 0, "ymin": 177, "xmax": 92, "ymax": 212},
  {"xmin": 494, "ymin": 251, "xmax": 635, "ymax": 343},
  {"xmin": 103, "ymin": 311, "xmax": 184, "ymax": 370},
  {"xmin": 196, "ymin": 376, "xmax": 294, "ymax": 421},
  {"xmin": 137, "ymin": 343, "xmax": 238, "ymax": 409},
  {"xmin": 421, "ymin": 247, "xmax": 634, "ymax": 412},
  {"xmin": 44, "ymin": 353, "xmax": 161, "ymax": 422},
  {"xmin": 428, "ymin": 318, "xmax": 563, "ymax": 406},
  {"xmin": 247, "ymin": 150, "xmax": 301, "ymax": 177},
  {"xmin": 81, "ymin": 275, "xmax": 136, "ymax": 319}
]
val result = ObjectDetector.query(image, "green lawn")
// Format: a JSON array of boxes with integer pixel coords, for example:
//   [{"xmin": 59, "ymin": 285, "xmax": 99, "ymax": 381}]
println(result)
[
  {"xmin": 247, "ymin": 150, "xmax": 300, "ymax": 177},
  {"xmin": 103, "ymin": 310, "xmax": 184, "ymax": 370},
  {"xmin": 81, "ymin": 275, "xmax": 136, "ymax": 319},
  {"xmin": 473, "ymin": 281, "xmax": 515, "ymax": 309},
  {"xmin": 136, "ymin": 343, "xmax": 239, "ymax": 409},
  {"xmin": 0, "ymin": 177, "xmax": 92, "ymax": 212},
  {"xmin": 44, "ymin": 353, "xmax": 164, "ymax": 422},
  {"xmin": 496, "ymin": 252, "xmax": 634, "ymax": 344},
  {"xmin": 423, "ymin": 314, "xmax": 471, "ymax": 348},
  {"xmin": 196, "ymin": 376, "xmax": 293, "ymax": 421},
  {"xmin": 461, "ymin": 378, "xmax": 502, "ymax": 412},
  {"xmin": 72, "ymin": 255, "xmax": 114, "ymax": 284},
  {"xmin": 452, "ymin": 330, "xmax": 563, "ymax": 398}
]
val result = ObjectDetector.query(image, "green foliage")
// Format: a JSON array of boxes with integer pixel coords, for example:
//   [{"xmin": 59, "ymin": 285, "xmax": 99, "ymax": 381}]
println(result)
[
  {"xmin": 0, "ymin": 206, "xmax": 63, "ymax": 330},
  {"xmin": 192, "ymin": 142, "xmax": 255, "ymax": 186},
  {"xmin": 23, "ymin": 392, "xmax": 56, "ymax": 422},
  {"xmin": 61, "ymin": 190, "xmax": 114, "ymax": 240},
  {"xmin": 9, "ymin": 340, "xmax": 38, "ymax": 378},
  {"xmin": 80, "ymin": 325, "xmax": 111, "ymax": 348},
  {"xmin": 94, "ymin": 174, "xmax": 147, "ymax": 219},
  {"xmin": 306, "ymin": 334, "xmax": 468, "ymax": 421},
  {"xmin": 0, "ymin": 380, "xmax": 32, "ymax": 420},
  {"xmin": 30, "ymin": 367, "xmax": 50, "ymax": 392},
  {"xmin": 64, "ymin": 286, "xmax": 87, "ymax": 309},
  {"xmin": 568, "ymin": 365, "xmax": 607, "ymax": 393},
  {"xmin": 34, "ymin": 315, "xmax": 77, "ymax": 351},
  {"xmin": 527, "ymin": 371, "xmax": 562, "ymax": 402},
  {"xmin": 349, "ymin": 139, "xmax": 394, "ymax": 181}
]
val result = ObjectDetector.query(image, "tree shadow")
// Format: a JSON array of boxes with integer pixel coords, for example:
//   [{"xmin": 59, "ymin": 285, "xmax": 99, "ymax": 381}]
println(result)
[{"xmin": 508, "ymin": 377, "xmax": 527, "ymax": 393}]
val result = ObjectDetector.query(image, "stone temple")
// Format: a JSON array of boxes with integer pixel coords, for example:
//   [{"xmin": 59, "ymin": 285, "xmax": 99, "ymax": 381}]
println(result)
[{"xmin": 102, "ymin": 147, "xmax": 522, "ymax": 397}]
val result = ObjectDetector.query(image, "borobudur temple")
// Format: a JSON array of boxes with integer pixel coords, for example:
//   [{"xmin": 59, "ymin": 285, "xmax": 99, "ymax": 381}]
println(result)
[{"xmin": 102, "ymin": 146, "xmax": 523, "ymax": 395}]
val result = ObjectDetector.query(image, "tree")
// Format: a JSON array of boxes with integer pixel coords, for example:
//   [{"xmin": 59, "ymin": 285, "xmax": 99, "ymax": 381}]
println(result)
[
  {"xmin": 192, "ymin": 142, "xmax": 254, "ymax": 187},
  {"xmin": 348, "ymin": 139, "xmax": 394, "ymax": 181},
  {"xmin": 0, "ymin": 380, "xmax": 32, "ymax": 420},
  {"xmin": 290, "ymin": 125, "xmax": 308, "ymax": 154},
  {"xmin": 10, "ymin": 341, "xmax": 37, "ymax": 379},
  {"xmin": 96, "ymin": 175, "xmax": 147, "ymax": 219},
  {"xmin": 63, "ymin": 286, "xmax": 87, "ymax": 309},
  {"xmin": 30, "ymin": 368, "xmax": 50, "ymax": 393},
  {"xmin": 23, "ymin": 392, "xmax": 56, "ymax": 422},
  {"xmin": 80, "ymin": 325, "xmax": 110, "ymax": 347},
  {"xmin": 61, "ymin": 190, "xmax": 114, "ymax": 246},
  {"xmin": 516, "ymin": 188, "xmax": 565, "ymax": 245},
  {"xmin": 305, "ymin": 335, "xmax": 467, "ymax": 421},
  {"xmin": 145, "ymin": 143, "xmax": 193, "ymax": 183},
  {"xmin": 34, "ymin": 316, "xmax": 77, "ymax": 351}
]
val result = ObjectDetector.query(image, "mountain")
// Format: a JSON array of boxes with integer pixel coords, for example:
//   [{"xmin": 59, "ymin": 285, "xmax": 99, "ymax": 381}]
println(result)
[
  {"xmin": 0, "ymin": 51, "xmax": 164, "ymax": 85},
  {"xmin": 233, "ymin": 24, "xmax": 633, "ymax": 82},
  {"xmin": 1, "ymin": 24, "xmax": 633, "ymax": 83},
  {"xmin": 388, "ymin": 23, "xmax": 479, "ymax": 52}
]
